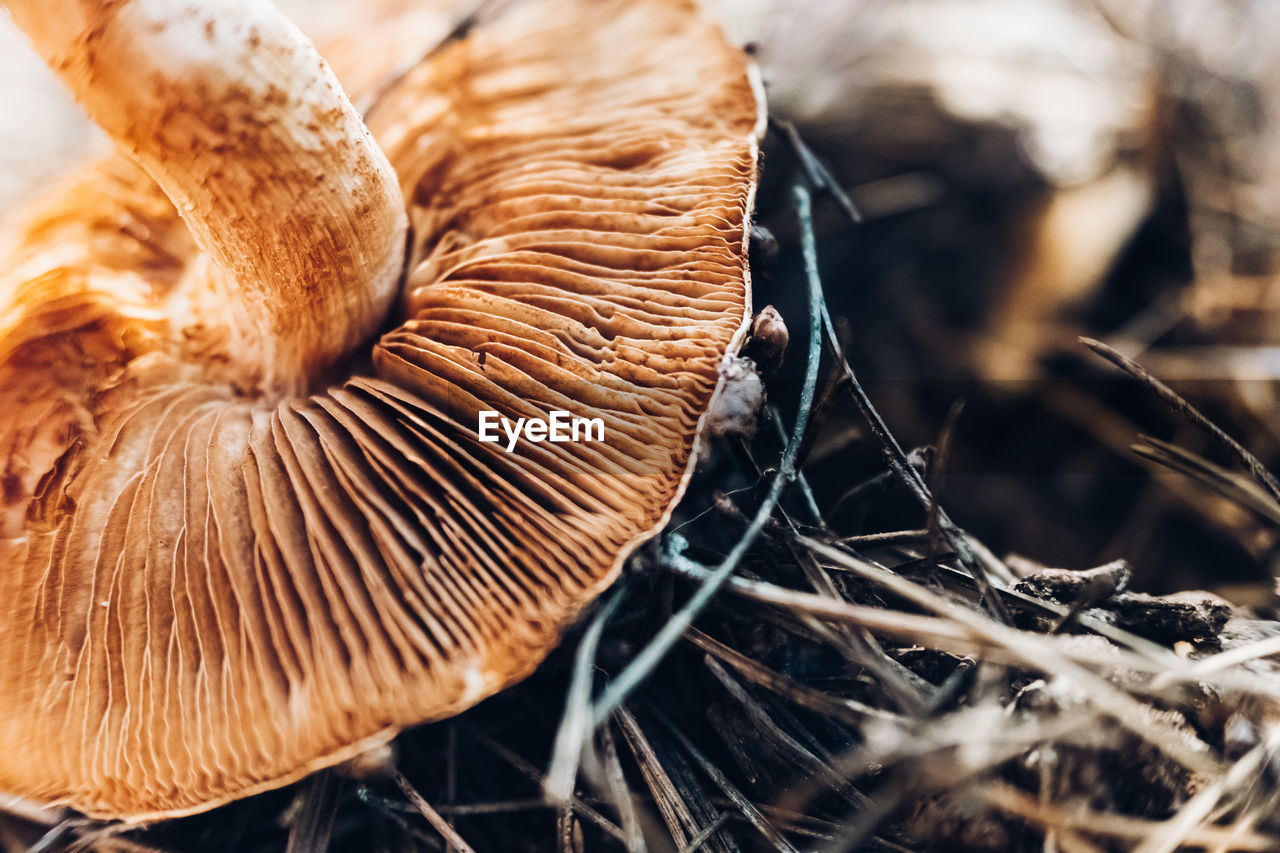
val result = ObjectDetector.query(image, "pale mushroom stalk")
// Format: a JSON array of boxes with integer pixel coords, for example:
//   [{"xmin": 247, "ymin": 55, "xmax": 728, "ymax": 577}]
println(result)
[{"xmin": 2, "ymin": 0, "xmax": 408, "ymax": 396}]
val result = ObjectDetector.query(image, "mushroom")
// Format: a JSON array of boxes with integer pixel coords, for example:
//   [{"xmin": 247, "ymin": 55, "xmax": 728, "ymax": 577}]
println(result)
[{"xmin": 0, "ymin": 0, "xmax": 762, "ymax": 821}]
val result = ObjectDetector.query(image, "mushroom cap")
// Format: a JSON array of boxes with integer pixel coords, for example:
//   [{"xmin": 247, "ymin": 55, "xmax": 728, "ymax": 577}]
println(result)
[{"xmin": 0, "ymin": 0, "xmax": 761, "ymax": 821}]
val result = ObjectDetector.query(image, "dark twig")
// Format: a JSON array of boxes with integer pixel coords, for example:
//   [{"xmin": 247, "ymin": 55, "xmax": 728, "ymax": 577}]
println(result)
[
  {"xmin": 781, "ymin": 127, "xmax": 1008, "ymax": 622},
  {"xmin": 363, "ymin": 796, "xmax": 547, "ymax": 816},
  {"xmin": 828, "ymin": 450, "xmax": 929, "ymax": 520},
  {"xmin": 1132, "ymin": 436, "xmax": 1280, "ymax": 526},
  {"xmin": 652, "ymin": 709, "xmax": 800, "ymax": 853},
  {"xmin": 391, "ymin": 767, "xmax": 478, "ymax": 853},
  {"xmin": 1081, "ymin": 336, "xmax": 1280, "ymax": 506},
  {"xmin": 770, "ymin": 406, "xmax": 824, "ymax": 525},
  {"xmin": 644, "ymin": 719, "xmax": 741, "ymax": 853},
  {"xmin": 791, "ymin": 181, "xmax": 1008, "ymax": 623},
  {"xmin": 615, "ymin": 710, "xmax": 703, "ymax": 850},
  {"xmin": 685, "ymin": 627, "xmax": 909, "ymax": 724},
  {"xmin": 776, "ymin": 119, "xmax": 864, "ymax": 226},
  {"xmin": 469, "ymin": 729, "xmax": 626, "ymax": 843},
  {"xmin": 677, "ymin": 812, "xmax": 733, "ymax": 853},
  {"xmin": 924, "ymin": 400, "xmax": 965, "ymax": 566},
  {"xmin": 702, "ymin": 655, "xmax": 870, "ymax": 810},
  {"xmin": 838, "ymin": 528, "xmax": 931, "ymax": 546}
]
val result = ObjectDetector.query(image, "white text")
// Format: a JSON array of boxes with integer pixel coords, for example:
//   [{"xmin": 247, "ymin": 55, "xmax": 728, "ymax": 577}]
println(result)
[{"xmin": 478, "ymin": 410, "xmax": 605, "ymax": 452}]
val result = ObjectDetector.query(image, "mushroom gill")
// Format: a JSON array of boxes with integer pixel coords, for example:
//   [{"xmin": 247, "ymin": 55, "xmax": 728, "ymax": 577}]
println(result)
[{"xmin": 0, "ymin": 0, "xmax": 761, "ymax": 821}]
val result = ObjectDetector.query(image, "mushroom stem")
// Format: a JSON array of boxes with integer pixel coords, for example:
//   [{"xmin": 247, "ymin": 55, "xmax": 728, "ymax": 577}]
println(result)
[{"xmin": 3, "ymin": 0, "xmax": 407, "ymax": 395}]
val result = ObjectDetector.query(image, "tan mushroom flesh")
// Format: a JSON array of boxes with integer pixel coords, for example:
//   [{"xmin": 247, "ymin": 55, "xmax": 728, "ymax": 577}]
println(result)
[{"xmin": 0, "ymin": 0, "xmax": 761, "ymax": 821}]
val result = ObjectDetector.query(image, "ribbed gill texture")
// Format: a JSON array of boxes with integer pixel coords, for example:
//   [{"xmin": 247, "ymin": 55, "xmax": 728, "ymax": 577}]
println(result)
[{"xmin": 0, "ymin": 0, "xmax": 759, "ymax": 820}]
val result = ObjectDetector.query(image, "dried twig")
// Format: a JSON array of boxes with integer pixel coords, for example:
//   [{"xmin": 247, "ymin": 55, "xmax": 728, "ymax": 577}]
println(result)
[
  {"xmin": 651, "ymin": 709, "xmax": 799, "ymax": 853},
  {"xmin": 1081, "ymin": 337, "xmax": 1280, "ymax": 506},
  {"xmin": 391, "ymin": 768, "xmax": 478, "ymax": 853}
]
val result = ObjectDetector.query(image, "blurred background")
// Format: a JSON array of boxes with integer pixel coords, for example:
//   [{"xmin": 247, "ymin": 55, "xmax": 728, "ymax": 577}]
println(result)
[
  {"xmin": 723, "ymin": 0, "xmax": 1280, "ymax": 606},
  {"xmin": 3, "ymin": 0, "xmax": 1279, "ymax": 601}
]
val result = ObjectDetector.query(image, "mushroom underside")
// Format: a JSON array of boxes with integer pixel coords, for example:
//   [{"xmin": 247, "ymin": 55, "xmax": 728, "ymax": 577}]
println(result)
[{"xmin": 0, "ymin": 0, "xmax": 760, "ymax": 820}]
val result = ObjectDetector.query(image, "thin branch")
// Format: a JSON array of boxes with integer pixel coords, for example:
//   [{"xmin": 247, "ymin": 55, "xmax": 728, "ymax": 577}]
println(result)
[
  {"xmin": 1080, "ymin": 336, "xmax": 1280, "ymax": 506},
  {"xmin": 981, "ymin": 780, "xmax": 1278, "ymax": 852},
  {"xmin": 677, "ymin": 812, "xmax": 733, "ymax": 853},
  {"xmin": 789, "ymin": 177, "xmax": 1009, "ymax": 623},
  {"xmin": 468, "ymin": 729, "xmax": 625, "ymax": 843},
  {"xmin": 392, "ymin": 768, "xmax": 478, "ymax": 853},
  {"xmin": 652, "ymin": 709, "xmax": 800, "ymax": 853}
]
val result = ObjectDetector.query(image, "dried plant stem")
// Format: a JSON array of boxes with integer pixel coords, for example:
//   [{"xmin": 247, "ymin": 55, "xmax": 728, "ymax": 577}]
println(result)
[
  {"xmin": 1081, "ymin": 337, "xmax": 1280, "ymax": 506},
  {"xmin": 787, "ymin": 175, "xmax": 1009, "ymax": 622},
  {"xmin": 468, "ymin": 729, "xmax": 626, "ymax": 843},
  {"xmin": 676, "ymin": 812, "xmax": 732, "ymax": 853},
  {"xmin": 391, "ymin": 768, "xmax": 478, "ymax": 853},
  {"xmin": 615, "ymin": 710, "xmax": 702, "ymax": 849},
  {"xmin": 798, "ymin": 537, "xmax": 1218, "ymax": 776},
  {"xmin": 981, "ymin": 781, "xmax": 1279, "ymax": 852},
  {"xmin": 652, "ymin": 709, "xmax": 800, "ymax": 853}
]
